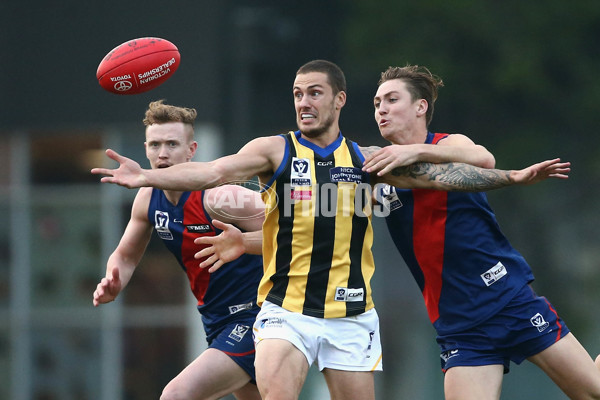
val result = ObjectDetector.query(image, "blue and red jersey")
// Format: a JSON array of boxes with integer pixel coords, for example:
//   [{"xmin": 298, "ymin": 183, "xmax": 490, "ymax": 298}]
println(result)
[
  {"xmin": 380, "ymin": 132, "xmax": 535, "ymax": 335},
  {"xmin": 148, "ymin": 189, "xmax": 263, "ymax": 340}
]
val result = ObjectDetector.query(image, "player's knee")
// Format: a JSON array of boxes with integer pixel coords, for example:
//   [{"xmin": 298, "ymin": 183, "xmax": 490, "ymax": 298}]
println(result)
[{"xmin": 595, "ymin": 354, "xmax": 600, "ymax": 369}]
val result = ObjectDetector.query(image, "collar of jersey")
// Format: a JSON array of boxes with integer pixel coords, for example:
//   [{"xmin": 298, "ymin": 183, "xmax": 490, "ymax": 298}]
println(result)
[{"xmin": 295, "ymin": 130, "xmax": 344, "ymax": 158}]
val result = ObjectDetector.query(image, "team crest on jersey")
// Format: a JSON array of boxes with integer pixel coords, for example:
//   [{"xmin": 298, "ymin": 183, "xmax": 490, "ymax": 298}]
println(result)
[
  {"xmin": 154, "ymin": 210, "xmax": 173, "ymax": 240},
  {"xmin": 291, "ymin": 157, "xmax": 312, "ymax": 186},
  {"xmin": 377, "ymin": 184, "xmax": 403, "ymax": 211},
  {"xmin": 228, "ymin": 324, "xmax": 250, "ymax": 342}
]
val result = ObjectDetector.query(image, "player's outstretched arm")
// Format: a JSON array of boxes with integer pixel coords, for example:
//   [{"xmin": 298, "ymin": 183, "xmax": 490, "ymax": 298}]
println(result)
[
  {"xmin": 91, "ymin": 136, "xmax": 284, "ymax": 191},
  {"xmin": 93, "ymin": 189, "xmax": 153, "ymax": 306},
  {"xmin": 510, "ymin": 158, "xmax": 570, "ymax": 184},
  {"xmin": 375, "ymin": 158, "xmax": 570, "ymax": 191},
  {"xmin": 362, "ymin": 134, "xmax": 495, "ymax": 175},
  {"xmin": 93, "ymin": 267, "xmax": 122, "ymax": 306},
  {"xmin": 91, "ymin": 149, "xmax": 147, "ymax": 188}
]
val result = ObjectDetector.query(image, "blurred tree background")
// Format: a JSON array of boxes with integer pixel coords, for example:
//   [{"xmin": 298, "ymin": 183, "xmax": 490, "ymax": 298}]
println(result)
[
  {"xmin": 1, "ymin": 0, "xmax": 599, "ymax": 399},
  {"xmin": 338, "ymin": 0, "xmax": 600, "ymax": 317},
  {"xmin": 338, "ymin": 2, "xmax": 600, "ymax": 397}
]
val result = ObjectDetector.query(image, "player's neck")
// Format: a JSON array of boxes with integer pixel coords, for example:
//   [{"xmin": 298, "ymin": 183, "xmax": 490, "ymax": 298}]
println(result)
[
  {"xmin": 163, "ymin": 190, "xmax": 184, "ymax": 206},
  {"xmin": 388, "ymin": 127, "xmax": 427, "ymax": 145},
  {"xmin": 301, "ymin": 126, "xmax": 340, "ymax": 148}
]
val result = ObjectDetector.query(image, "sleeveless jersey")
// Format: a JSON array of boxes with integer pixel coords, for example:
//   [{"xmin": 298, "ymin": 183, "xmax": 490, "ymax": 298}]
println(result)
[
  {"xmin": 381, "ymin": 132, "xmax": 535, "ymax": 335},
  {"xmin": 148, "ymin": 189, "xmax": 263, "ymax": 338},
  {"xmin": 260, "ymin": 131, "xmax": 375, "ymax": 318}
]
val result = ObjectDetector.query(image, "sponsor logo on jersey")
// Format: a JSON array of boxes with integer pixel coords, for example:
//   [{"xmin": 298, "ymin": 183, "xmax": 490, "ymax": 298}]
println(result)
[
  {"xmin": 365, "ymin": 330, "xmax": 375, "ymax": 358},
  {"xmin": 259, "ymin": 317, "xmax": 285, "ymax": 329},
  {"xmin": 229, "ymin": 302, "xmax": 253, "ymax": 314},
  {"xmin": 530, "ymin": 313, "xmax": 549, "ymax": 332},
  {"xmin": 317, "ymin": 160, "xmax": 333, "ymax": 166},
  {"xmin": 329, "ymin": 166, "xmax": 365, "ymax": 184},
  {"xmin": 290, "ymin": 189, "xmax": 312, "ymax": 200},
  {"xmin": 334, "ymin": 287, "xmax": 364, "ymax": 302},
  {"xmin": 186, "ymin": 224, "xmax": 212, "ymax": 233},
  {"xmin": 480, "ymin": 261, "xmax": 507, "ymax": 286},
  {"xmin": 440, "ymin": 349, "xmax": 460, "ymax": 363}
]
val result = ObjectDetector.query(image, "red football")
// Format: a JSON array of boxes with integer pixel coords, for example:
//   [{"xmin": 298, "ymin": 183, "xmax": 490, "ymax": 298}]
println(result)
[{"xmin": 96, "ymin": 37, "xmax": 180, "ymax": 95}]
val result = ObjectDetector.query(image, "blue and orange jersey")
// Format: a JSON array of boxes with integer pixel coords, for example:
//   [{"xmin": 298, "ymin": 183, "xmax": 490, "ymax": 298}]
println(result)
[
  {"xmin": 380, "ymin": 132, "xmax": 534, "ymax": 335},
  {"xmin": 148, "ymin": 189, "xmax": 263, "ymax": 340}
]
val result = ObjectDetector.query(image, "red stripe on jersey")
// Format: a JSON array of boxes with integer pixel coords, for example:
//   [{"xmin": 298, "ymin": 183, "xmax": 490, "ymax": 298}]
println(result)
[
  {"xmin": 543, "ymin": 297, "xmax": 562, "ymax": 342},
  {"xmin": 222, "ymin": 349, "xmax": 256, "ymax": 357},
  {"xmin": 432, "ymin": 133, "xmax": 449, "ymax": 144},
  {"xmin": 181, "ymin": 191, "xmax": 214, "ymax": 306},
  {"xmin": 412, "ymin": 189, "xmax": 447, "ymax": 323}
]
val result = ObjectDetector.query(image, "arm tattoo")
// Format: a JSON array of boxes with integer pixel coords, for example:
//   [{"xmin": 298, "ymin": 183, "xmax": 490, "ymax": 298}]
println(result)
[
  {"xmin": 391, "ymin": 162, "xmax": 513, "ymax": 191},
  {"xmin": 359, "ymin": 146, "xmax": 382, "ymax": 159}
]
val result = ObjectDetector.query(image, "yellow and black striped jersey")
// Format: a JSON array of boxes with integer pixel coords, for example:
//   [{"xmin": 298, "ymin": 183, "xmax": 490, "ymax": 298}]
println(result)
[{"xmin": 259, "ymin": 131, "xmax": 376, "ymax": 318}]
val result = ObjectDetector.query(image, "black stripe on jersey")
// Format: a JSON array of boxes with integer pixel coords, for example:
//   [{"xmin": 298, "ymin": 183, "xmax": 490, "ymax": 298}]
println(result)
[
  {"xmin": 302, "ymin": 151, "xmax": 336, "ymax": 317},
  {"xmin": 346, "ymin": 138, "xmax": 370, "ymax": 185},
  {"xmin": 345, "ymin": 139, "xmax": 369, "ymax": 315},
  {"xmin": 268, "ymin": 134, "xmax": 295, "ymax": 304}
]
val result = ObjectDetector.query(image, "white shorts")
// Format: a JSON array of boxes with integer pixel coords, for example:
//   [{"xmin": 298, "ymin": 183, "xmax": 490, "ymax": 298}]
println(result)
[{"xmin": 253, "ymin": 301, "xmax": 383, "ymax": 372}]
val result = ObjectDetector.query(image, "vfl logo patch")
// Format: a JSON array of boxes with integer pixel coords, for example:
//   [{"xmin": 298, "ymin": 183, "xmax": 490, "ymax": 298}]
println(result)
[
  {"xmin": 291, "ymin": 157, "xmax": 312, "ymax": 186},
  {"xmin": 378, "ymin": 184, "xmax": 403, "ymax": 211},
  {"xmin": 186, "ymin": 224, "xmax": 212, "ymax": 233},
  {"xmin": 334, "ymin": 287, "xmax": 364, "ymax": 302},
  {"xmin": 154, "ymin": 210, "xmax": 173, "ymax": 240},
  {"xmin": 228, "ymin": 324, "xmax": 250, "ymax": 342},
  {"xmin": 480, "ymin": 261, "xmax": 507, "ymax": 286},
  {"xmin": 530, "ymin": 313, "xmax": 549, "ymax": 332}
]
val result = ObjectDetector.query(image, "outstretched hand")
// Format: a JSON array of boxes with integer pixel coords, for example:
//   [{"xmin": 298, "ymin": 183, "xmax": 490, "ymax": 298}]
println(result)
[
  {"xmin": 362, "ymin": 145, "xmax": 418, "ymax": 176},
  {"xmin": 91, "ymin": 149, "xmax": 147, "ymax": 188},
  {"xmin": 194, "ymin": 219, "xmax": 245, "ymax": 273},
  {"xmin": 512, "ymin": 158, "xmax": 570, "ymax": 185},
  {"xmin": 93, "ymin": 268, "xmax": 122, "ymax": 306}
]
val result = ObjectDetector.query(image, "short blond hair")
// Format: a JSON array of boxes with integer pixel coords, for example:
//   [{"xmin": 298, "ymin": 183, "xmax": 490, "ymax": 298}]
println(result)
[{"xmin": 143, "ymin": 99, "xmax": 197, "ymax": 127}]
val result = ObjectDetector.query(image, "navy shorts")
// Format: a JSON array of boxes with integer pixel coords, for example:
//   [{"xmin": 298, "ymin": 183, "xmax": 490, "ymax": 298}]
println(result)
[
  {"xmin": 436, "ymin": 285, "xmax": 570, "ymax": 373},
  {"xmin": 207, "ymin": 316, "xmax": 257, "ymax": 383}
]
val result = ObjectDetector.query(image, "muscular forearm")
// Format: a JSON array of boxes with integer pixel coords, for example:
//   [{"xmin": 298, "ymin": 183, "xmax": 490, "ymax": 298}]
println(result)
[
  {"xmin": 385, "ymin": 162, "xmax": 513, "ymax": 191},
  {"xmin": 106, "ymin": 254, "xmax": 137, "ymax": 290},
  {"xmin": 412, "ymin": 144, "xmax": 496, "ymax": 169},
  {"xmin": 243, "ymin": 231, "xmax": 264, "ymax": 255},
  {"xmin": 382, "ymin": 158, "xmax": 569, "ymax": 191},
  {"xmin": 143, "ymin": 161, "xmax": 224, "ymax": 191}
]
